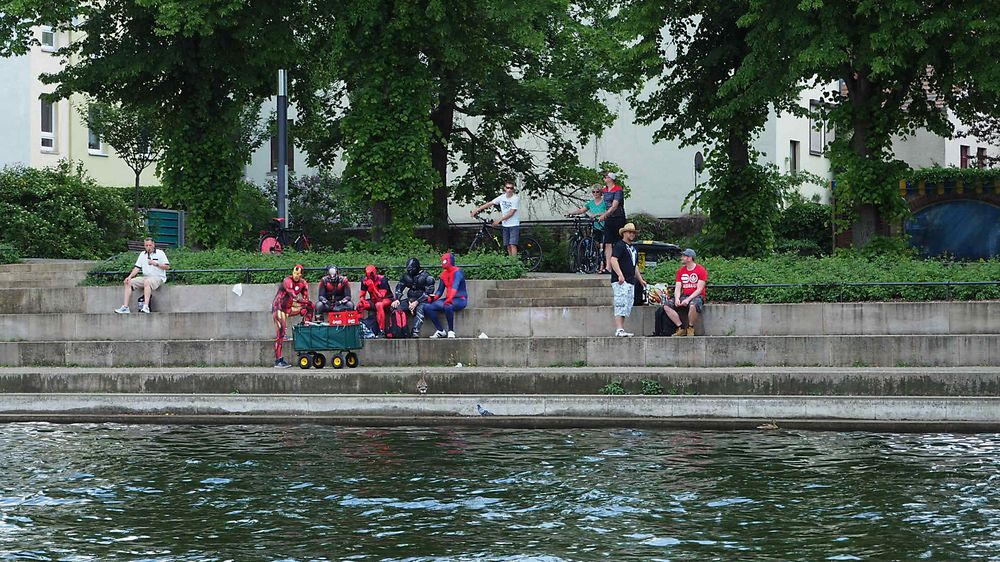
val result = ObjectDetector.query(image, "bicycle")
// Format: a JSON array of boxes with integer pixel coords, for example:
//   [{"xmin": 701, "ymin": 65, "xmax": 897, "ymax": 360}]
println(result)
[
  {"xmin": 468, "ymin": 217, "xmax": 542, "ymax": 272},
  {"xmin": 566, "ymin": 214, "xmax": 603, "ymax": 274},
  {"xmin": 259, "ymin": 217, "xmax": 311, "ymax": 254}
]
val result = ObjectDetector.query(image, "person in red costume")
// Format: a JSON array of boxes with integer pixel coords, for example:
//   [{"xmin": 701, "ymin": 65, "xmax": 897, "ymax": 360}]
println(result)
[
  {"xmin": 424, "ymin": 252, "xmax": 468, "ymax": 338},
  {"xmin": 356, "ymin": 265, "xmax": 393, "ymax": 335},
  {"xmin": 271, "ymin": 264, "xmax": 314, "ymax": 368}
]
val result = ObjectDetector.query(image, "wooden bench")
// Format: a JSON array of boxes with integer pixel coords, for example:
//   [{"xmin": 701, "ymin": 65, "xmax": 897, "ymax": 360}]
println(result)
[{"xmin": 127, "ymin": 240, "xmax": 146, "ymax": 252}]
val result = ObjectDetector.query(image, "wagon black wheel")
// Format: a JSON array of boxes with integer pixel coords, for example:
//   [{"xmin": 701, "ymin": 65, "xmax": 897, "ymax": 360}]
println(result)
[
  {"xmin": 297, "ymin": 355, "xmax": 311, "ymax": 369},
  {"xmin": 331, "ymin": 354, "xmax": 345, "ymax": 369},
  {"xmin": 345, "ymin": 352, "xmax": 359, "ymax": 368},
  {"xmin": 312, "ymin": 353, "xmax": 326, "ymax": 369}
]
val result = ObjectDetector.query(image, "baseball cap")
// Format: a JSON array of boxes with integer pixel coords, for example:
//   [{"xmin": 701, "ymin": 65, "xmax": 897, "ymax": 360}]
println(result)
[
  {"xmin": 606, "ymin": 172, "xmax": 617, "ymax": 180},
  {"xmin": 682, "ymin": 248, "xmax": 696, "ymax": 258}
]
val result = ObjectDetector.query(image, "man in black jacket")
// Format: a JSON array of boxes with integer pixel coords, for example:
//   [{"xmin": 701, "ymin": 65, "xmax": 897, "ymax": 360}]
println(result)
[
  {"xmin": 391, "ymin": 257, "xmax": 436, "ymax": 338},
  {"xmin": 608, "ymin": 222, "xmax": 647, "ymax": 337}
]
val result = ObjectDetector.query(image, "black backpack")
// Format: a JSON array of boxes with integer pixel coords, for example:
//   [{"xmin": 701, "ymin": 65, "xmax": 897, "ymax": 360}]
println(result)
[{"xmin": 385, "ymin": 309, "xmax": 411, "ymax": 339}]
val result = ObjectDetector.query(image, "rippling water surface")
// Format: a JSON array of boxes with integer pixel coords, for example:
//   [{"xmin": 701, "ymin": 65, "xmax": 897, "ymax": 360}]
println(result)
[{"xmin": 2, "ymin": 424, "xmax": 1000, "ymax": 561}]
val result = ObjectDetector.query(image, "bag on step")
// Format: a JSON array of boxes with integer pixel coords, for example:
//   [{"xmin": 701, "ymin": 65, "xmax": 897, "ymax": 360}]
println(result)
[
  {"xmin": 385, "ymin": 309, "xmax": 411, "ymax": 339},
  {"xmin": 360, "ymin": 316, "xmax": 380, "ymax": 339}
]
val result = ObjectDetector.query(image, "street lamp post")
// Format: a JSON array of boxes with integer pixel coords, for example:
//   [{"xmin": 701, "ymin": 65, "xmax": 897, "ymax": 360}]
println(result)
[{"xmin": 277, "ymin": 69, "xmax": 289, "ymax": 224}]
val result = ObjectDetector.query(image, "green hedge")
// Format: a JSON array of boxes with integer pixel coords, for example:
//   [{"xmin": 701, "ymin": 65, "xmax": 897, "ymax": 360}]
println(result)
[
  {"xmin": 86, "ymin": 248, "xmax": 525, "ymax": 285},
  {"xmin": 645, "ymin": 253, "xmax": 1000, "ymax": 302},
  {"xmin": 0, "ymin": 163, "xmax": 142, "ymax": 259},
  {"xmin": 909, "ymin": 166, "xmax": 1000, "ymax": 186},
  {"xmin": 0, "ymin": 244, "xmax": 20, "ymax": 265}
]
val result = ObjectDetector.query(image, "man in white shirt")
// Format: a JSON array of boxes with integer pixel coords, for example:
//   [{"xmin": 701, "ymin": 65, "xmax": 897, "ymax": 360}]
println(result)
[
  {"xmin": 114, "ymin": 237, "xmax": 170, "ymax": 314},
  {"xmin": 471, "ymin": 181, "xmax": 521, "ymax": 257}
]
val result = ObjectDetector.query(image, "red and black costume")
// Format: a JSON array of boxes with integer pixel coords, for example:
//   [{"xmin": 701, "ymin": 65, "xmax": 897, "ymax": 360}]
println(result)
[
  {"xmin": 356, "ymin": 265, "xmax": 392, "ymax": 332},
  {"xmin": 271, "ymin": 265, "xmax": 314, "ymax": 361},
  {"xmin": 315, "ymin": 265, "xmax": 354, "ymax": 321}
]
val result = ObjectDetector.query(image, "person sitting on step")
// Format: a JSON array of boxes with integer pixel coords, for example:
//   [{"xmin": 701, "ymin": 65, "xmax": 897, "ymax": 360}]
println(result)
[
  {"xmin": 392, "ymin": 257, "xmax": 435, "ymax": 338},
  {"xmin": 356, "ymin": 265, "xmax": 393, "ymax": 335},
  {"xmin": 315, "ymin": 264, "xmax": 353, "ymax": 322},
  {"xmin": 114, "ymin": 237, "xmax": 170, "ymax": 314},
  {"xmin": 662, "ymin": 248, "xmax": 708, "ymax": 336},
  {"xmin": 424, "ymin": 252, "xmax": 467, "ymax": 338}
]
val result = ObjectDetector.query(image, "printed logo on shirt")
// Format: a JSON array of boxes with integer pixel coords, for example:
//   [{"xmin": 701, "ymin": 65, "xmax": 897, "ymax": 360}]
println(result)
[{"xmin": 681, "ymin": 272, "xmax": 700, "ymax": 284}]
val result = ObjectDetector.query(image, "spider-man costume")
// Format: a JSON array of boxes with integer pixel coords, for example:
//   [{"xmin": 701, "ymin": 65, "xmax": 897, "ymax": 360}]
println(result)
[
  {"xmin": 425, "ymin": 252, "xmax": 468, "ymax": 333},
  {"xmin": 356, "ymin": 265, "xmax": 392, "ymax": 332},
  {"xmin": 271, "ymin": 264, "xmax": 314, "ymax": 362}
]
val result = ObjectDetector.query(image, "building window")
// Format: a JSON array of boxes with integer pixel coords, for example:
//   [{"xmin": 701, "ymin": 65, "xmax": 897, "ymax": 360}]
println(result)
[
  {"xmin": 960, "ymin": 145, "xmax": 970, "ymax": 169},
  {"xmin": 977, "ymin": 147, "xmax": 987, "ymax": 169},
  {"xmin": 269, "ymin": 120, "xmax": 295, "ymax": 172},
  {"xmin": 789, "ymin": 140, "xmax": 800, "ymax": 173},
  {"xmin": 87, "ymin": 107, "xmax": 103, "ymax": 154},
  {"xmin": 40, "ymin": 99, "xmax": 56, "ymax": 151},
  {"xmin": 808, "ymin": 100, "xmax": 825, "ymax": 155},
  {"xmin": 40, "ymin": 26, "xmax": 56, "ymax": 52}
]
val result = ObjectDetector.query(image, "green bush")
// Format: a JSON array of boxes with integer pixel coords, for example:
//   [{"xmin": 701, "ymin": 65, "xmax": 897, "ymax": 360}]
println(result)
[
  {"xmin": 775, "ymin": 197, "xmax": 832, "ymax": 255},
  {"xmin": 0, "ymin": 162, "xmax": 142, "ymax": 259},
  {"xmin": 0, "ymin": 244, "xmax": 20, "ymax": 265},
  {"xmin": 263, "ymin": 173, "xmax": 370, "ymax": 250},
  {"xmin": 645, "ymin": 253, "xmax": 1000, "ymax": 303},
  {"xmin": 86, "ymin": 248, "xmax": 525, "ymax": 285}
]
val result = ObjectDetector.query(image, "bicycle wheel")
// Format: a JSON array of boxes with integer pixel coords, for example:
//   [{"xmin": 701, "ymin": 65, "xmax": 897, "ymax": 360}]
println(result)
[
  {"xmin": 260, "ymin": 235, "xmax": 283, "ymax": 254},
  {"xmin": 294, "ymin": 234, "xmax": 311, "ymax": 252},
  {"xmin": 567, "ymin": 235, "xmax": 581, "ymax": 273},
  {"xmin": 518, "ymin": 236, "xmax": 542, "ymax": 272},
  {"xmin": 468, "ymin": 232, "xmax": 489, "ymax": 254},
  {"xmin": 578, "ymin": 238, "xmax": 599, "ymax": 274}
]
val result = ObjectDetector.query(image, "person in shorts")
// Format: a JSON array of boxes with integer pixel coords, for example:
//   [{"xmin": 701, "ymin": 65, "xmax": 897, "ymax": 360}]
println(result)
[
  {"xmin": 608, "ymin": 222, "xmax": 647, "ymax": 337},
  {"xmin": 566, "ymin": 186, "xmax": 608, "ymax": 271},
  {"xmin": 114, "ymin": 238, "xmax": 170, "ymax": 314},
  {"xmin": 662, "ymin": 249, "xmax": 708, "ymax": 336},
  {"xmin": 597, "ymin": 172, "xmax": 626, "ymax": 275},
  {"xmin": 471, "ymin": 181, "xmax": 520, "ymax": 257}
]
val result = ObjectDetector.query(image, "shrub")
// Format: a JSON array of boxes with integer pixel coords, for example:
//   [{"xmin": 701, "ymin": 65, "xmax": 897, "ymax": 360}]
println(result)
[
  {"xmin": 0, "ymin": 162, "xmax": 142, "ymax": 259},
  {"xmin": 776, "ymin": 197, "xmax": 832, "ymax": 255},
  {"xmin": 86, "ymin": 248, "xmax": 525, "ymax": 285},
  {"xmin": 0, "ymin": 244, "xmax": 20, "ymax": 265},
  {"xmin": 644, "ymin": 253, "xmax": 1000, "ymax": 303}
]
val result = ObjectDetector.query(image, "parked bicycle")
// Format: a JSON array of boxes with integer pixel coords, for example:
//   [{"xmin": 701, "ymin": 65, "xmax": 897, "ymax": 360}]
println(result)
[
  {"xmin": 566, "ymin": 214, "xmax": 603, "ymax": 274},
  {"xmin": 259, "ymin": 217, "xmax": 311, "ymax": 254},
  {"xmin": 468, "ymin": 217, "xmax": 542, "ymax": 271}
]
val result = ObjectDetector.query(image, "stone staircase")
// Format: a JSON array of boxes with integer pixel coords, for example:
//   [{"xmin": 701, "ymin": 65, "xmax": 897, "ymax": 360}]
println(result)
[
  {"xmin": 0, "ymin": 259, "xmax": 101, "ymax": 289},
  {"xmin": 0, "ymin": 263, "xmax": 996, "ymax": 368}
]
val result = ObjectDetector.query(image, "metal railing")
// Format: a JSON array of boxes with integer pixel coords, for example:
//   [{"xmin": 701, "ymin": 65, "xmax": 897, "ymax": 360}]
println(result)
[{"xmin": 88, "ymin": 264, "xmax": 521, "ymax": 284}]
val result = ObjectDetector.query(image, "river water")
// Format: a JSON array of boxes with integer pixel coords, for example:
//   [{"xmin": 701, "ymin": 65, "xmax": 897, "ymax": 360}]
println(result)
[{"xmin": 2, "ymin": 424, "xmax": 1000, "ymax": 561}]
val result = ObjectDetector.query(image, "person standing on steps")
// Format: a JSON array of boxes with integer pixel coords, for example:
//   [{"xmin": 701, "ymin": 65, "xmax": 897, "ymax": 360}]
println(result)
[
  {"xmin": 271, "ymin": 264, "xmax": 314, "ymax": 368},
  {"xmin": 566, "ymin": 186, "xmax": 608, "ymax": 271},
  {"xmin": 425, "ymin": 252, "xmax": 467, "ymax": 338},
  {"xmin": 115, "ymin": 237, "xmax": 170, "ymax": 314},
  {"xmin": 470, "ymin": 181, "xmax": 520, "ymax": 257},
  {"xmin": 392, "ymin": 257, "xmax": 435, "ymax": 338},
  {"xmin": 662, "ymin": 249, "xmax": 708, "ymax": 336},
  {"xmin": 609, "ymin": 222, "xmax": 646, "ymax": 337},
  {"xmin": 597, "ymin": 172, "xmax": 626, "ymax": 275}
]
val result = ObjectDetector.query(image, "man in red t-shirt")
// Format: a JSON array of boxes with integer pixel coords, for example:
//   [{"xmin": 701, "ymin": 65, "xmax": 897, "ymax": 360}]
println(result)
[{"xmin": 662, "ymin": 248, "xmax": 707, "ymax": 336}]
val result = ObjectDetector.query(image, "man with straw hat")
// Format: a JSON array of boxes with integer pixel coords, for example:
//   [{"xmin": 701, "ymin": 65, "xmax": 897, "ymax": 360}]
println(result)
[{"xmin": 608, "ymin": 221, "xmax": 647, "ymax": 337}]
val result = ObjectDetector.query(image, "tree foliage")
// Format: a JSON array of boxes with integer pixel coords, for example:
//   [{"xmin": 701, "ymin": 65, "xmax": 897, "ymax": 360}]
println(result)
[
  {"xmin": 293, "ymin": 0, "xmax": 624, "ymax": 242},
  {"xmin": 741, "ymin": 0, "xmax": 1000, "ymax": 246}
]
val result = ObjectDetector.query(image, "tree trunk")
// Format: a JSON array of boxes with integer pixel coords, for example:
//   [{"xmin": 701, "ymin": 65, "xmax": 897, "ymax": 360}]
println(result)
[
  {"xmin": 429, "ymin": 97, "xmax": 454, "ymax": 248},
  {"xmin": 371, "ymin": 201, "xmax": 392, "ymax": 243},
  {"xmin": 133, "ymin": 170, "xmax": 141, "ymax": 210},
  {"xmin": 847, "ymin": 73, "xmax": 880, "ymax": 248}
]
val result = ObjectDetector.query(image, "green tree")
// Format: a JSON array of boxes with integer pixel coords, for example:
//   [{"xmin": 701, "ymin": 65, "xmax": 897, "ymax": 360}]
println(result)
[
  {"xmin": 620, "ymin": 0, "xmax": 800, "ymax": 256},
  {"xmin": 40, "ymin": 0, "xmax": 301, "ymax": 248},
  {"xmin": 79, "ymin": 100, "xmax": 162, "ymax": 209},
  {"xmin": 742, "ymin": 0, "xmax": 1000, "ymax": 247},
  {"xmin": 294, "ymin": 0, "xmax": 623, "ymax": 244}
]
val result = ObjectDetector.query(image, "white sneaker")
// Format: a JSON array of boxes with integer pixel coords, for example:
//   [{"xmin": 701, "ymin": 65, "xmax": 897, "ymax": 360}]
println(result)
[
  {"xmin": 430, "ymin": 330, "xmax": 446, "ymax": 339},
  {"xmin": 615, "ymin": 328, "xmax": 633, "ymax": 337},
  {"xmin": 140, "ymin": 305, "xmax": 151, "ymax": 314},
  {"xmin": 114, "ymin": 306, "xmax": 130, "ymax": 314},
  {"xmin": 447, "ymin": 331, "xmax": 456, "ymax": 338}
]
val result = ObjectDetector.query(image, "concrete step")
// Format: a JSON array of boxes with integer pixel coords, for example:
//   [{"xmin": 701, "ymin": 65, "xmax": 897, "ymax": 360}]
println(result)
[
  {"xmin": 1, "ymin": 334, "xmax": 996, "ymax": 368},
  {"xmin": 485, "ymin": 287, "xmax": 610, "ymax": 300},
  {"xmin": 480, "ymin": 297, "xmax": 608, "ymax": 307},
  {"xmin": 0, "ymin": 270, "xmax": 91, "ymax": 286},
  {"xmin": 0, "ymin": 259, "xmax": 102, "ymax": 273},
  {"xmin": 1, "ymin": 366, "xmax": 998, "ymax": 396},
  {"xmin": 2, "ymin": 301, "xmax": 998, "ymax": 339},
  {"xmin": 496, "ymin": 277, "xmax": 608, "ymax": 289}
]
